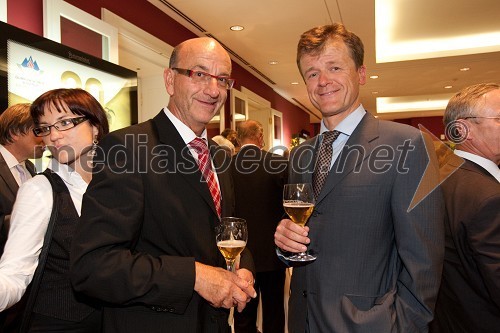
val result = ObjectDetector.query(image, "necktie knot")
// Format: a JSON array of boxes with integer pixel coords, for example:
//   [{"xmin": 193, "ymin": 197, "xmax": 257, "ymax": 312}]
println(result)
[
  {"xmin": 189, "ymin": 137, "xmax": 208, "ymax": 155},
  {"xmin": 322, "ymin": 130, "xmax": 341, "ymax": 146}
]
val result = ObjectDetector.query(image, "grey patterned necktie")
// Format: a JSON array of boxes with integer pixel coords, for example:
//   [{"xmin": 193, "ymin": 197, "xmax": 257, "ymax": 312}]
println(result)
[{"xmin": 313, "ymin": 130, "xmax": 341, "ymax": 199}]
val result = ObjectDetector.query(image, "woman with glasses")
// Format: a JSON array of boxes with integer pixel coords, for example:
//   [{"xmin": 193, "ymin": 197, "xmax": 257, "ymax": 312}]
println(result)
[{"xmin": 0, "ymin": 88, "xmax": 109, "ymax": 332}]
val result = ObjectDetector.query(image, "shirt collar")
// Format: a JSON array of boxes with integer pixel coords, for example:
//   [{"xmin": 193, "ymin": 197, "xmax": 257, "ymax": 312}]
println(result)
[
  {"xmin": 454, "ymin": 150, "xmax": 500, "ymax": 182},
  {"xmin": 319, "ymin": 104, "xmax": 366, "ymax": 136},
  {"xmin": 0, "ymin": 144, "xmax": 21, "ymax": 168},
  {"xmin": 164, "ymin": 107, "xmax": 208, "ymax": 144}
]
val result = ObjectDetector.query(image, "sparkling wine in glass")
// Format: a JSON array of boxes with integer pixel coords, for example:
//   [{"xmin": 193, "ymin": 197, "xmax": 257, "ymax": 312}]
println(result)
[
  {"xmin": 283, "ymin": 183, "xmax": 316, "ymax": 262},
  {"xmin": 216, "ymin": 217, "xmax": 247, "ymax": 272}
]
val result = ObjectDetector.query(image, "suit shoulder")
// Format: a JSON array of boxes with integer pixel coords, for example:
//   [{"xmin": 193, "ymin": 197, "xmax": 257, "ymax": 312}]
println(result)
[
  {"xmin": 377, "ymin": 119, "xmax": 422, "ymax": 139},
  {"xmin": 102, "ymin": 120, "xmax": 156, "ymax": 144}
]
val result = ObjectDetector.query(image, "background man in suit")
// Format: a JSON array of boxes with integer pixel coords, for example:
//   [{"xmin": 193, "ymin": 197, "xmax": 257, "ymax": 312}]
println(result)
[
  {"xmin": 430, "ymin": 83, "xmax": 500, "ymax": 333},
  {"xmin": 70, "ymin": 37, "xmax": 256, "ymax": 333},
  {"xmin": 0, "ymin": 103, "xmax": 43, "ymax": 332},
  {"xmin": 231, "ymin": 120, "xmax": 287, "ymax": 333},
  {"xmin": 0, "ymin": 103, "xmax": 43, "ymax": 255},
  {"xmin": 274, "ymin": 23, "xmax": 444, "ymax": 332}
]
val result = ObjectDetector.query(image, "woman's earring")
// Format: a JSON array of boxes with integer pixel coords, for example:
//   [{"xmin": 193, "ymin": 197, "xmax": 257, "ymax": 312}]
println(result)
[{"xmin": 90, "ymin": 139, "xmax": 98, "ymax": 157}]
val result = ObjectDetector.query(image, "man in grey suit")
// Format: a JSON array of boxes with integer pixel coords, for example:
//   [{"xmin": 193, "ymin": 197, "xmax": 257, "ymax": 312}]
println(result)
[
  {"xmin": 430, "ymin": 83, "xmax": 500, "ymax": 332},
  {"xmin": 0, "ymin": 103, "xmax": 43, "ymax": 332},
  {"xmin": 274, "ymin": 24, "xmax": 445, "ymax": 332}
]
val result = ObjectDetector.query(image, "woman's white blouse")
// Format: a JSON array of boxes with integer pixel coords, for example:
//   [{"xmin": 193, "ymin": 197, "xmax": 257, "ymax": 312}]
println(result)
[{"xmin": 0, "ymin": 160, "xmax": 88, "ymax": 311}]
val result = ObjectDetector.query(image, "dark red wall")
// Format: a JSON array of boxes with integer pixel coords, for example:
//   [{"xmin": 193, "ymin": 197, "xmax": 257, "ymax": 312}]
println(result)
[
  {"xmin": 5, "ymin": 0, "xmax": 310, "ymax": 147},
  {"xmin": 394, "ymin": 116, "xmax": 445, "ymax": 139}
]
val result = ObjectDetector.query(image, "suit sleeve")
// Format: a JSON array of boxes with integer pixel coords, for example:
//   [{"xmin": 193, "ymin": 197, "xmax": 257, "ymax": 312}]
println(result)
[
  {"xmin": 70, "ymin": 133, "xmax": 195, "ymax": 314},
  {"xmin": 391, "ymin": 132, "xmax": 445, "ymax": 331}
]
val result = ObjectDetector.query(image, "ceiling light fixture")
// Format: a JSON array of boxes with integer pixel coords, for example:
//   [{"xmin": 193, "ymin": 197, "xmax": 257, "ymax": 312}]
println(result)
[
  {"xmin": 459, "ymin": 67, "xmax": 470, "ymax": 71},
  {"xmin": 291, "ymin": 82, "xmax": 299, "ymax": 85},
  {"xmin": 369, "ymin": 75, "xmax": 379, "ymax": 79},
  {"xmin": 230, "ymin": 25, "xmax": 244, "ymax": 31},
  {"xmin": 269, "ymin": 61, "xmax": 278, "ymax": 65},
  {"xmin": 444, "ymin": 85, "xmax": 453, "ymax": 89}
]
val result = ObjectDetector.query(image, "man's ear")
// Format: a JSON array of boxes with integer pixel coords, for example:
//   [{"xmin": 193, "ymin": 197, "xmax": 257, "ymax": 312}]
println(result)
[{"xmin": 164, "ymin": 68, "xmax": 175, "ymax": 96}]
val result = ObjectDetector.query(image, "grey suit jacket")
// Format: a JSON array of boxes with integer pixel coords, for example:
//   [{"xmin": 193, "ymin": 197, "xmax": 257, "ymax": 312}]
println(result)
[
  {"xmin": 431, "ymin": 159, "xmax": 500, "ymax": 333},
  {"xmin": 287, "ymin": 113, "xmax": 444, "ymax": 333}
]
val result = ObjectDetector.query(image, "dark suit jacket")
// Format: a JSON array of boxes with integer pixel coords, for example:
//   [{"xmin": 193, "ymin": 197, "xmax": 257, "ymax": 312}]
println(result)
[
  {"xmin": 286, "ymin": 113, "xmax": 444, "ymax": 333},
  {"xmin": 431, "ymin": 159, "xmax": 500, "ymax": 333},
  {"xmin": 70, "ymin": 111, "xmax": 253, "ymax": 333},
  {"xmin": 231, "ymin": 145, "xmax": 287, "ymax": 272}
]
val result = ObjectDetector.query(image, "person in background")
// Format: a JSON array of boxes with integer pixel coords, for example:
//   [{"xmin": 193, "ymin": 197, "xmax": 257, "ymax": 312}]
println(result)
[
  {"xmin": 231, "ymin": 120, "xmax": 288, "ymax": 333},
  {"xmin": 0, "ymin": 103, "xmax": 43, "ymax": 255},
  {"xmin": 274, "ymin": 23, "xmax": 444, "ymax": 332},
  {"xmin": 0, "ymin": 88, "xmax": 109, "ymax": 332},
  {"xmin": 221, "ymin": 128, "xmax": 240, "ymax": 154},
  {"xmin": 70, "ymin": 37, "xmax": 256, "ymax": 333},
  {"xmin": 430, "ymin": 83, "xmax": 500, "ymax": 333},
  {"xmin": 212, "ymin": 134, "xmax": 235, "ymax": 155},
  {"xmin": 0, "ymin": 103, "xmax": 44, "ymax": 332}
]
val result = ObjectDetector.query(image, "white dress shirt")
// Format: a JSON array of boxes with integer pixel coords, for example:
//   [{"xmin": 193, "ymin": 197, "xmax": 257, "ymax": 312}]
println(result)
[
  {"xmin": 454, "ymin": 149, "xmax": 500, "ymax": 182},
  {"xmin": 0, "ymin": 159, "xmax": 88, "ymax": 311},
  {"xmin": 0, "ymin": 144, "xmax": 32, "ymax": 186},
  {"xmin": 163, "ymin": 107, "xmax": 220, "ymax": 185},
  {"xmin": 318, "ymin": 104, "xmax": 366, "ymax": 169}
]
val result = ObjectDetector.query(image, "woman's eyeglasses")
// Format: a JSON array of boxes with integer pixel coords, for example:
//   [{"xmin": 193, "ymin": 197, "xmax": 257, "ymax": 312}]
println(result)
[{"xmin": 33, "ymin": 116, "xmax": 88, "ymax": 137}]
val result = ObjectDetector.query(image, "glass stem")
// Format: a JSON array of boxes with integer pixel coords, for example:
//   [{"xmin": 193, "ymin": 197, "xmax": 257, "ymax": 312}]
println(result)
[{"xmin": 226, "ymin": 259, "xmax": 235, "ymax": 272}]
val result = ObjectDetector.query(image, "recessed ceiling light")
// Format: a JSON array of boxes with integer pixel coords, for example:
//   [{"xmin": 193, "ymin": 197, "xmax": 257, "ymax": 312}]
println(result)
[
  {"xmin": 291, "ymin": 82, "xmax": 299, "ymax": 85},
  {"xmin": 230, "ymin": 25, "xmax": 244, "ymax": 31},
  {"xmin": 459, "ymin": 67, "xmax": 470, "ymax": 71},
  {"xmin": 371, "ymin": 91, "xmax": 379, "ymax": 94},
  {"xmin": 269, "ymin": 61, "xmax": 278, "ymax": 65},
  {"xmin": 444, "ymin": 85, "xmax": 453, "ymax": 89},
  {"xmin": 369, "ymin": 75, "xmax": 379, "ymax": 79}
]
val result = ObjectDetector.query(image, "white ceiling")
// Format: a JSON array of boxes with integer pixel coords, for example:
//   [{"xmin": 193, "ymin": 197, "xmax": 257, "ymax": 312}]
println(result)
[{"xmin": 147, "ymin": 0, "xmax": 500, "ymax": 123}]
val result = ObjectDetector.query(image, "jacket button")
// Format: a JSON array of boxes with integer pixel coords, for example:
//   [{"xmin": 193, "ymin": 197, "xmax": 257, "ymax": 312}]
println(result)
[{"xmin": 302, "ymin": 290, "xmax": 307, "ymax": 297}]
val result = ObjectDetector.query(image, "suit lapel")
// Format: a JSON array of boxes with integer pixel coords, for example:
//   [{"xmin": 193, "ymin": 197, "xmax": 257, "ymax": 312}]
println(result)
[
  {"xmin": 315, "ymin": 113, "xmax": 379, "ymax": 204},
  {"xmin": 152, "ymin": 112, "xmax": 219, "ymax": 218},
  {"xmin": 0, "ymin": 154, "xmax": 18, "ymax": 197},
  {"xmin": 25, "ymin": 160, "xmax": 37, "ymax": 176},
  {"xmin": 290, "ymin": 136, "xmax": 319, "ymax": 184}
]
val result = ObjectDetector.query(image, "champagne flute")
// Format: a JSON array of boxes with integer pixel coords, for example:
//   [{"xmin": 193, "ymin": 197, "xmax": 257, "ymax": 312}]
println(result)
[
  {"xmin": 283, "ymin": 183, "xmax": 316, "ymax": 261},
  {"xmin": 216, "ymin": 217, "xmax": 247, "ymax": 272}
]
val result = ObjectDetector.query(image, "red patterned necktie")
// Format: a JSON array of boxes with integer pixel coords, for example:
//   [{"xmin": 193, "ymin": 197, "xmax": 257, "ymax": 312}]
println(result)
[
  {"xmin": 312, "ymin": 130, "xmax": 341, "ymax": 199},
  {"xmin": 189, "ymin": 138, "xmax": 222, "ymax": 217}
]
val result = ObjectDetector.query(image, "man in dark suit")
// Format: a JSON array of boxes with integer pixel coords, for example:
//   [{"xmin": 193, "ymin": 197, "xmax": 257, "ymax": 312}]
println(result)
[
  {"xmin": 0, "ymin": 103, "xmax": 43, "ymax": 331},
  {"xmin": 430, "ymin": 83, "xmax": 500, "ymax": 333},
  {"xmin": 274, "ymin": 24, "xmax": 445, "ymax": 332},
  {"xmin": 70, "ymin": 37, "xmax": 256, "ymax": 333},
  {"xmin": 231, "ymin": 120, "xmax": 287, "ymax": 333}
]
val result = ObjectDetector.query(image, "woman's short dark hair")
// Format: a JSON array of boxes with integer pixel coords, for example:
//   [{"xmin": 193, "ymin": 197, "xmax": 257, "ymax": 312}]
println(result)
[{"xmin": 30, "ymin": 88, "xmax": 109, "ymax": 140}]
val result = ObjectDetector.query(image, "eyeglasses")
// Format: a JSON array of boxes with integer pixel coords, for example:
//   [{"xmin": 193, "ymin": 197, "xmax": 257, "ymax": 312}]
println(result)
[
  {"xmin": 172, "ymin": 68, "xmax": 235, "ymax": 90},
  {"xmin": 33, "ymin": 116, "xmax": 88, "ymax": 137},
  {"xmin": 462, "ymin": 116, "xmax": 500, "ymax": 121}
]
